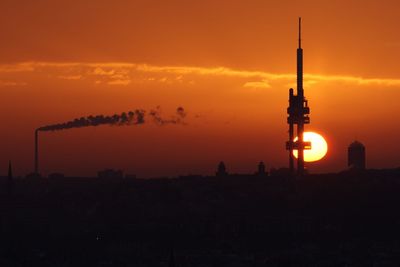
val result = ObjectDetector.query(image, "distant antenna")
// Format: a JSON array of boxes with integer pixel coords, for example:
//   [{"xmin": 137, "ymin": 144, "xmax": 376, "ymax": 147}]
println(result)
[{"xmin": 298, "ymin": 17, "xmax": 302, "ymax": 48}]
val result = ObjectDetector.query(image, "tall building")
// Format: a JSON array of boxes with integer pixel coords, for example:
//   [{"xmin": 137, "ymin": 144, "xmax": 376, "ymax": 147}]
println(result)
[
  {"xmin": 348, "ymin": 141, "xmax": 366, "ymax": 170},
  {"xmin": 97, "ymin": 169, "xmax": 124, "ymax": 179}
]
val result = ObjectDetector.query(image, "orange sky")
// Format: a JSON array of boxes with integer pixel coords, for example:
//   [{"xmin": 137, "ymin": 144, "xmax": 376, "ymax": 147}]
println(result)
[{"xmin": 1, "ymin": 0, "xmax": 400, "ymax": 177}]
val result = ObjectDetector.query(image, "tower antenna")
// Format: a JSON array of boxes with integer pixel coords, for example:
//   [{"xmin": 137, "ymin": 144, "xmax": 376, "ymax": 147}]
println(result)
[{"xmin": 298, "ymin": 17, "xmax": 301, "ymax": 48}]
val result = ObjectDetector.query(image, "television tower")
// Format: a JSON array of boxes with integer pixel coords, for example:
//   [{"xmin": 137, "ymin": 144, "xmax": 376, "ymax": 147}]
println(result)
[{"xmin": 286, "ymin": 18, "xmax": 311, "ymax": 176}]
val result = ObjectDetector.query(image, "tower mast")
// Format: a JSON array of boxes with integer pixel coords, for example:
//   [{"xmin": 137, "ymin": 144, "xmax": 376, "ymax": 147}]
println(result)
[
  {"xmin": 296, "ymin": 17, "xmax": 305, "ymax": 176},
  {"xmin": 286, "ymin": 17, "xmax": 310, "ymax": 176}
]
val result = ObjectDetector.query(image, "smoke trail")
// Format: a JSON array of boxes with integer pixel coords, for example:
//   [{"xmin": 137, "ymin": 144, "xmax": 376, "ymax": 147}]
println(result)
[
  {"xmin": 149, "ymin": 106, "xmax": 187, "ymax": 125},
  {"xmin": 37, "ymin": 107, "xmax": 186, "ymax": 132},
  {"xmin": 176, "ymin": 106, "xmax": 186, "ymax": 118}
]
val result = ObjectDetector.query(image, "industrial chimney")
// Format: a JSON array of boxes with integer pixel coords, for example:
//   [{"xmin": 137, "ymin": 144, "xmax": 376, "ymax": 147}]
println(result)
[{"xmin": 34, "ymin": 129, "xmax": 39, "ymax": 174}]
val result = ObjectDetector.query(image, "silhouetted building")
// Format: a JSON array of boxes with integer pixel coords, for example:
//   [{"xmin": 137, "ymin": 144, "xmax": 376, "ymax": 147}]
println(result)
[
  {"xmin": 216, "ymin": 161, "xmax": 228, "ymax": 177},
  {"xmin": 26, "ymin": 172, "xmax": 41, "ymax": 179},
  {"xmin": 270, "ymin": 167, "xmax": 292, "ymax": 177},
  {"xmin": 179, "ymin": 174, "xmax": 203, "ymax": 180},
  {"xmin": 256, "ymin": 161, "xmax": 268, "ymax": 176},
  {"xmin": 348, "ymin": 141, "xmax": 366, "ymax": 170},
  {"xmin": 125, "ymin": 174, "xmax": 137, "ymax": 179},
  {"xmin": 49, "ymin": 172, "xmax": 65, "ymax": 179},
  {"xmin": 97, "ymin": 169, "xmax": 123, "ymax": 179}
]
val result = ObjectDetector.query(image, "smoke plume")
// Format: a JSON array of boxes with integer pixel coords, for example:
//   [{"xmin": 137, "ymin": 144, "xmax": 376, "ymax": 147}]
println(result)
[
  {"xmin": 37, "ymin": 107, "xmax": 186, "ymax": 132},
  {"xmin": 149, "ymin": 106, "xmax": 187, "ymax": 125}
]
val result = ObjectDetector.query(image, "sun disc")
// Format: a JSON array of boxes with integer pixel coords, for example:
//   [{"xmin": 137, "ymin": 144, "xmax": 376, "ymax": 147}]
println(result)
[{"xmin": 293, "ymin": 132, "xmax": 328, "ymax": 162}]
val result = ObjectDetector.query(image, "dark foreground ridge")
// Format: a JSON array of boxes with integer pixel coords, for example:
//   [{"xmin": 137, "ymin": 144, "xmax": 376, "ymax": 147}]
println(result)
[{"xmin": 1, "ymin": 169, "xmax": 400, "ymax": 266}]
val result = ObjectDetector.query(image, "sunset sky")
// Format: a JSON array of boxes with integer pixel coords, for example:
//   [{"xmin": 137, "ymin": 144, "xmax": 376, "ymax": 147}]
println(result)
[{"xmin": 1, "ymin": 0, "xmax": 400, "ymax": 177}]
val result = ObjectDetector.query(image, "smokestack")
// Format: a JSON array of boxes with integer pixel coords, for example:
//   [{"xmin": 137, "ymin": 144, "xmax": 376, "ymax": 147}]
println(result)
[
  {"xmin": 7, "ymin": 160, "xmax": 14, "ymax": 194},
  {"xmin": 35, "ymin": 129, "xmax": 39, "ymax": 174},
  {"xmin": 8, "ymin": 160, "xmax": 12, "ymax": 180}
]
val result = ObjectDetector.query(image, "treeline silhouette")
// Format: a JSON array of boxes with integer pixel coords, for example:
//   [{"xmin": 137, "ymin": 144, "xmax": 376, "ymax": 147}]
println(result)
[{"xmin": 1, "ymin": 170, "xmax": 400, "ymax": 266}]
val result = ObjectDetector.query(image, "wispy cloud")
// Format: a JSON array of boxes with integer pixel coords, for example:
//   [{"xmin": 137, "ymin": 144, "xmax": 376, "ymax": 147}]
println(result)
[
  {"xmin": 243, "ymin": 80, "xmax": 271, "ymax": 89},
  {"xmin": 107, "ymin": 79, "xmax": 131, "ymax": 86},
  {"xmin": 91, "ymin": 67, "xmax": 115, "ymax": 76},
  {"xmin": 57, "ymin": 75, "xmax": 83, "ymax": 80},
  {"xmin": 1, "ymin": 61, "xmax": 400, "ymax": 87},
  {"xmin": 0, "ymin": 80, "xmax": 27, "ymax": 87}
]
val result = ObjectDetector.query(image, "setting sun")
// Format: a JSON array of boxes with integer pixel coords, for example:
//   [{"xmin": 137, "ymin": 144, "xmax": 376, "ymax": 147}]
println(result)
[{"xmin": 293, "ymin": 132, "xmax": 328, "ymax": 162}]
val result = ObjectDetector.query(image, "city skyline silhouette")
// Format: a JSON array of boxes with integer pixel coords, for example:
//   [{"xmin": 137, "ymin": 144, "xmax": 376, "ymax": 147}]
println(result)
[{"xmin": 2, "ymin": 1, "xmax": 400, "ymax": 265}]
